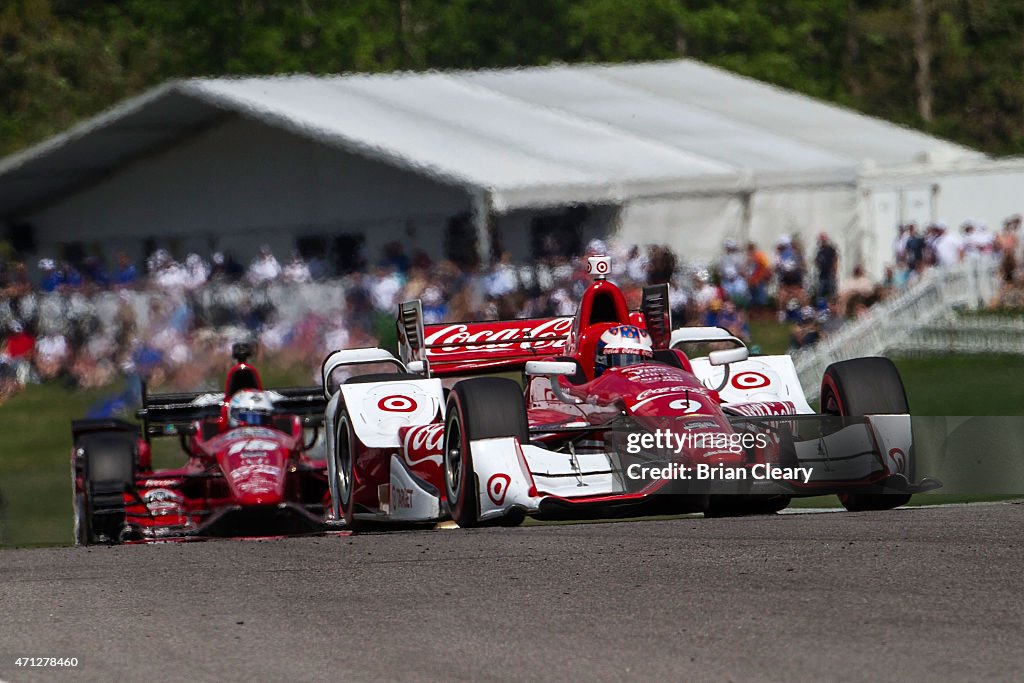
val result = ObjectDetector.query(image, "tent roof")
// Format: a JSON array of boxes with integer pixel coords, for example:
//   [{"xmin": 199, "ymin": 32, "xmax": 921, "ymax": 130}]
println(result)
[{"xmin": 0, "ymin": 59, "xmax": 982, "ymax": 217}]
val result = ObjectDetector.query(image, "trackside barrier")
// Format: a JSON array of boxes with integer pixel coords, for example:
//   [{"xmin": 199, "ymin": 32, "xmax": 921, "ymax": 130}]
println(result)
[
  {"xmin": 891, "ymin": 316, "xmax": 1024, "ymax": 356},
  {"xmin": 793, "ymin": 261, "xmax": 999, "ymax": 402}
]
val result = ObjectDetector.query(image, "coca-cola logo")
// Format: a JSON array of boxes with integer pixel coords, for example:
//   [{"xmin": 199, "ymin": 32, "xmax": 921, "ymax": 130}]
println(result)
[
  {"xmin": 407, "ymin": 423, "xmax": 444, "ymax": 452},
  {"xmin": 631, "ymin": 385, "xmax": 708, "ymax": 410},
  {"xmin": 635, "ymin": 385, "xmax": 705, "ymax": 402},
  {"xmin": 403, "ymin": 423, "xmax": 445, "ymax": 468},
  {"xmin": 423, "ymin": 318, "xmax": 572, "ymax": 356}
]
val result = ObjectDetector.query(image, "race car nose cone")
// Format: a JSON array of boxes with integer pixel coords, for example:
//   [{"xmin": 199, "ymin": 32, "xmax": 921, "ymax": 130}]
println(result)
[
  {"xmin": 219, "ymin": 439, "xmax": 290, "ymax": 506},
  {"xmin": 234, "ymin": 489, "xmax": 284, "ymax": 506}
]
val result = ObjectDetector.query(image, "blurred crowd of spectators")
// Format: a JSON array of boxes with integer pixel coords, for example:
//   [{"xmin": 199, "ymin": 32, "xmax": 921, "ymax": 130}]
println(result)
[
  {"xmin": 0, "ymin": 244, "xmax": 356, "ymax": 404},
  {"xmin": 706, "ymin": 232, "xmax": 848, "ymax": 351},
  {"xmin": 889, "ymin": 214, "xmax": 1024, "ymax": 308},
  {"xmin": 1, "ymin": 216, "xmax": 1021, "ymax": 403},
  {"xmin": 705, "ymin": 213, "xmax": 1024, "ymax": 352}
]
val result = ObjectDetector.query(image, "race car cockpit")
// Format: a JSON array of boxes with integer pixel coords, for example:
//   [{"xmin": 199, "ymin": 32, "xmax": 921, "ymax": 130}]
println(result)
[
  {"xmin": 227, "ymin": 389, "xmax": 275, "ymax": 427},
  {"xmin": 593, "ymin": 324, "xmax": 654, "ymax": 377}
]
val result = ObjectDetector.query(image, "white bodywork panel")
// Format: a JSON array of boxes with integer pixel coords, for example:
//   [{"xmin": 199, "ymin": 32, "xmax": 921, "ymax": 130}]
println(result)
[
  {"xmin": 323, "ymin": 376, "xmax": 442, "ymax": 520},
  {"xmin": 689, "ymin": 355, "xmax": 815, "ymax": 414},
  {"xmin": 321, "ymin": 347, "xmax": 407, "ymax": 393},
  {"xmin": 792, "ymin": 422, "xmax": 881, "ymax": 482},
  {"xmin": 469, "ymin": 438, "xmax": 541, "ymax": 521},
  {"xmin": 790, "ymin": 414, "xmax": 911, "ymax": 482},
  {"xmin": 380, "ymin": 455, "xmax": 441, "ymax": 521},
  {"xmin": 519, "ymin": 445, "xmax": 622, "ymax": 497},
  {"xmin": 864, "ymin": 414, "xmax": 913, "ymax": 478},
  {"xmin": 338, "ymin": 379, "xmax": 444, "ymax": 448}
]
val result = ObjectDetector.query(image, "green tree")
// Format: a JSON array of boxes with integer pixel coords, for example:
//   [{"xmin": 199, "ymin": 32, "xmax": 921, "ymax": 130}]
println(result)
[
  {"xmin": 0, "ymin": 0, "xmax": 161, "ymax": 154},
  {"xmin": 1, "ymin": 0, "xmax": 1023, "ymax": 157}
]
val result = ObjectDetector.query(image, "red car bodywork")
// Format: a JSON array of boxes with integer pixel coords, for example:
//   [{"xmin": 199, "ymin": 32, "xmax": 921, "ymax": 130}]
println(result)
[
  {"xmin": 71, "ymin": 357, "xmax": 330, "ymax": 544},
  {"xmin": 325, "ymin": 266, "xmax": 937, "ymax": 528}
]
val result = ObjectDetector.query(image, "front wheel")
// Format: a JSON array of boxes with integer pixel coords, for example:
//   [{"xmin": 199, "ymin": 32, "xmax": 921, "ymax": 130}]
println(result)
[
  {"xmin": 704, "ymin": 495, "xmax": 791, "ymax": 517},
  {"xmin": 333, "ymin": 408, "xmax": 365, "ymax": 531},
  {"xmin": 74, "ymin": 432, "xmax": 136, "ymax": 545},
  {"xmin": 837, "ymin": 492, "xmax": 910, "ymax": 512},
  {"xmin": 444, "ymin": 378, "xmax": 529, "ymax": 528},
  {"xmin": 820, "ymin": 357, "xmax": 913, "ymax": 511}
]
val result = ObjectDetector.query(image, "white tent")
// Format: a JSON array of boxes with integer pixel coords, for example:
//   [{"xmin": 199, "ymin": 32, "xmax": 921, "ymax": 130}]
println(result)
[{"xmin": 0, "ymin": 59, "xmax": 983, "ymax": 273}]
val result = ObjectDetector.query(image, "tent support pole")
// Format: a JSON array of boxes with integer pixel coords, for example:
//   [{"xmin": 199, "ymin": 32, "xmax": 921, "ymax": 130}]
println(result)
[
  {"xmin": 472, "ymin": 190, "xmax": 493, "ymax": 266},
  {"xmin": 740, "ymin": 190, "xmax": 753, "ymax": 245}
]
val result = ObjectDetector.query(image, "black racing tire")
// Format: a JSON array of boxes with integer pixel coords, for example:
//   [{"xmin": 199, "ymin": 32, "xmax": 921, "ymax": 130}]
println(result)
[
  {"xmin": 74, "ymin": 489, "xmax": 90, "ymax": 546},
  {"xmin": 444, "ymin": 378, "xmax": 528, "ymax": 528},
  {"xmin": 837, "ymin": 492, "xmax": 911, "ymax": 512},
  {"xmin": 820, "ymin": 357, "xmax": 913, "ymax": 512},
  {"xmin": 704, "ymin": 495, "xmax": 791, "ymax": 517},
  {"xmin": 820, "ymin": 357, "xmax": 909, "ymax": 417},
  {"xmin": 649, "ymin": 493, "xmax": 710, "ymax": 516},
  {"xmin": 75, "ymin": 432, "xmax": 136, "ymax": 545},
  {"xmin": 333, "ymin": 407, "xmax": 366, "ymax": 531}
]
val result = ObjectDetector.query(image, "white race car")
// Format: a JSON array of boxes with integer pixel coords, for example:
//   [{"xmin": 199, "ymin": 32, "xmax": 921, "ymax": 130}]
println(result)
[{"xmin": 321, "ymin": 257, "xmax": 939, "ymax": 529}]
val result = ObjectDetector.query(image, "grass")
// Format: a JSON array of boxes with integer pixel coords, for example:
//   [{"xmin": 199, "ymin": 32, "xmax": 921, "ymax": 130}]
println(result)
[
  {"xmin": 894, "ymin": 354, "xmax": 1024, "ymax": 415},
  {"xmin": 2, "ymin": 351, "xmax": 1022, "ymax": 547},
  {"xmin": 0, "ymin": 382, "xmax": 112, "ymax": 547},
  {"xmin": 787, "ymin": 494, "xmax": 1021, "ymax": 509},
  {"xmin": 0, "ymin": 364, "xmax": 312, "ymax": 548},
  {"xmin": 748, "ymin": 319, "xmax": 792, "ymax": 355}
]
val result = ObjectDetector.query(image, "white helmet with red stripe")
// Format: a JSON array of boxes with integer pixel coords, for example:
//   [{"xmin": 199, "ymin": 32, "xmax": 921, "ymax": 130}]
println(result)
[{"xmin": 595, "ymin": 325, "xmax": 653, "ymax": 377}]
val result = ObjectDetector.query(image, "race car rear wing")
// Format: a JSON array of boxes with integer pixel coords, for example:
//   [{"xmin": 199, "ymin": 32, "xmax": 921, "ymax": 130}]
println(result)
[
  {"xmin": 397, "ymin": 299, "xmax": 573, "ymax": 376},
  {"xmin": 640, "ymin": 284, "xmax": 672, "ymax": 350},
  {"xmin": 137, "ymin": 385, "xmax": 326, "ymax": 437},
  {"xmin": 71, "ymin": 417, "xmax": 140, "ymax": 442}
]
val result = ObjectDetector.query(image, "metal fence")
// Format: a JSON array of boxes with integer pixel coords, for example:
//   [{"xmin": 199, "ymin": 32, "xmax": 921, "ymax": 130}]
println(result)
[{"xmin": 793, "ymin": 261, "xmax": 1001, "ymax": 401}]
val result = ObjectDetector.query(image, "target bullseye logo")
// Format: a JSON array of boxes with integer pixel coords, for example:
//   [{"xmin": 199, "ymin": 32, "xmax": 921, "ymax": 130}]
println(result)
[
  {"xmin": 587, "ymin": 256, "xmax": 611, "ymax": 278},
  {"xmin": 377, "ymin": 395, "xmax": 418, "ymax": 413},
  {"xmin": 487, "ymin": 473, "xmax": 511, "ymax": 505},
  {"xmin": 731, "ymin": 371, "xmax": 770, "ymax": 390}
]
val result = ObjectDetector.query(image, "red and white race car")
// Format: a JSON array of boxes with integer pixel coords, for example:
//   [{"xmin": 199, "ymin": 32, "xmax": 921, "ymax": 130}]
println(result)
[
  {"xmin": 71, "ymin": 344, "xmax": 331, "ymax": 544},
  {"xmin": 322, "ymin": 256, "xmax": 939, "ymax": 529}
]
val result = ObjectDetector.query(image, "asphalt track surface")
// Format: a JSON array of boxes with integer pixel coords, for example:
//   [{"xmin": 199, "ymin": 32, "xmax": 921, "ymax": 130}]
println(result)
[{"xmin": 1, "ymin": 503, "xmax": 1022, "ymax": 683}]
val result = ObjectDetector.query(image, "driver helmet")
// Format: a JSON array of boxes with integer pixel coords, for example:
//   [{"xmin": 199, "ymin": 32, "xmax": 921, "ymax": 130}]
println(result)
[
  {"xmin": 595, "ymin": 325, "xmax": 653, "ymax": 377},
  {"xmin": 228, "ymin": 389, "xmax": 275, "ymax": 427}
]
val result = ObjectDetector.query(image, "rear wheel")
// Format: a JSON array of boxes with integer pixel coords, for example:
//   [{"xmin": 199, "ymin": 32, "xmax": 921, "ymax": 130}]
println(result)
[
  {"xmin": 74, "ymin": 433, "xmax": 136, "ymax": 545},
  {"xmin": 820, "ymin": 357, "xmax": 912, "ymax": 511},
  {"xmin": 444, "ymin": 378, "xmax": 528, "ymax": 528}
]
